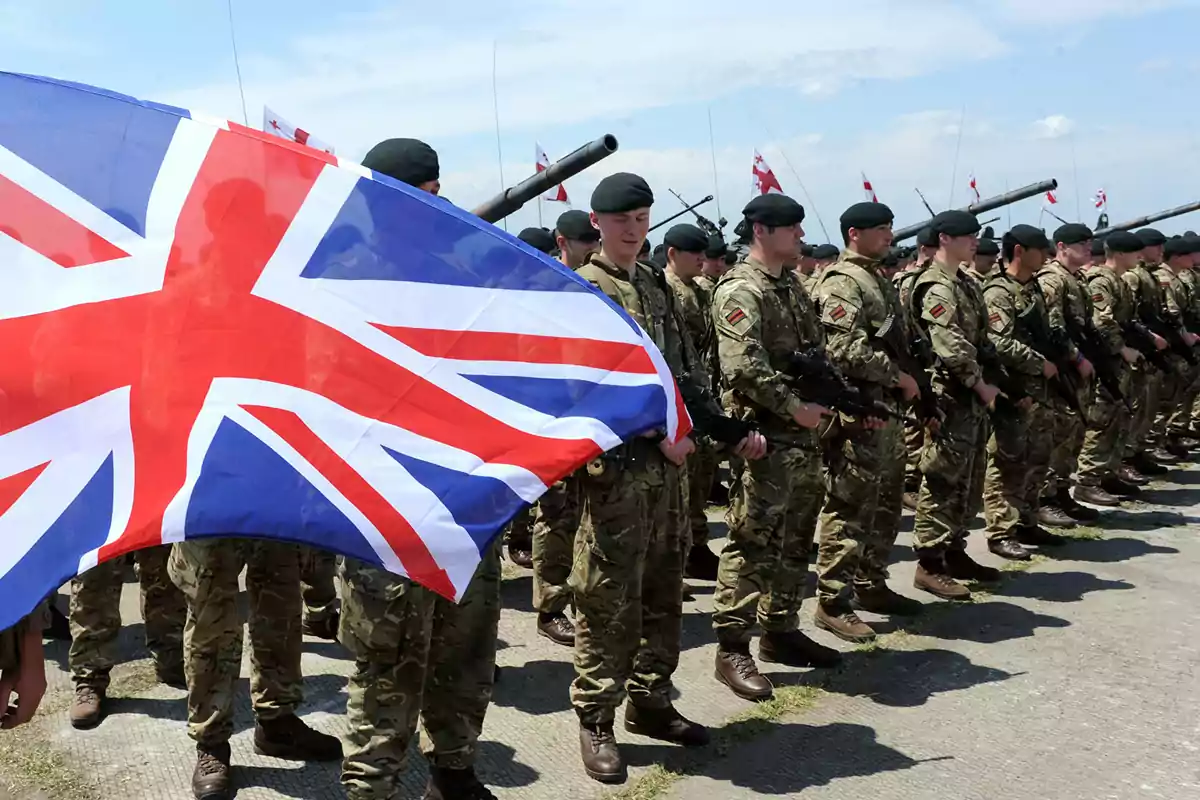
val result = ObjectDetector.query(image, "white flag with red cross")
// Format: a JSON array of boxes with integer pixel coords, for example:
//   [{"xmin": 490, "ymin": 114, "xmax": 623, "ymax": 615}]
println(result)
[
  {"xmin": 969, "ymin": 174, "xmax": 981, "ymax": 202},
  {"xmin": 1045, "ymin": 190, "xmax": 1058, "ymax": 205},
  {"xmin": 752, "ymin": 150, "xmax": 784, "ymax": 196},
  {"xmin": 1093, "ymin": 188, "xmax": 1107, "ymax": 209},
  {"xmin": 536, "ymin": 143, "xmax": 570, "ymax": 203},
  {"xmin": 262, "ymin": 106, "xmax": 334, "ymax": 154},
  {"xmin": 861, "ymin": 172, "xmax": 878, "ymax": 203}
]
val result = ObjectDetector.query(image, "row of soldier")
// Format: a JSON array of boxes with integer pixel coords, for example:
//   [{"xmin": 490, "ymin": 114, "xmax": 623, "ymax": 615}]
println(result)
[{"xmin": 15, "ymin": 136, "xmax": 1199, "ymax": 800}]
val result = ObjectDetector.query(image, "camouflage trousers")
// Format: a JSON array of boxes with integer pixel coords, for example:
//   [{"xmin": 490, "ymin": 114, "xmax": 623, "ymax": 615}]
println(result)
[
  {"xmin": 1157, "ymin": 358, "xmax": 1197, "ymax": 439},
  {"xmin": 1125, "ymin": 366, "xmax": 1162, "ymax": 456},
  {"xmin": 815, "ymin": 418, "xmax": 903, "ymax": 607},
  {"xmin": 340, "ymin": 543, "xmax": 502, "ymax": 799},
  {"xmin": 300, "ymin": 547, "xmax": 338, "ymax": 625},
  {"xmin": 903, "ymin": 418, "xmax": 924, "ymax": 492},
  {"xmin": 69, "ymin": 546, "xmax": 186, "ymax": 690},
  {"xmin": 913, "ymin": 402, "xmax": 986, "ymax": 555},
  {"xmin": 532, "ymin": 474, "xmax": 582, "ymax": 615},
  {"xmin": 571, "ymin": 446, "xmax": 685, "ymax": 724},
  {"xmin": 506, "ymin": 507, "xmax": 534, "ymax": 551},
  {"xmin": 687, "ymin": 441, "xmax": 718, "ymax": 551},
  {"xmin": 168, "ymin": 539, "xmax": 303, "ymax": 747},
  {"xmin": 713, "ymin": 435, "xmax": 823, "ymax": 643},
  {"xmin": 1047, "ymin": 399, "xmax": 1086, "ymax": 496},
  {"xmin": 983, "ymin": 404, "xmax": 1050, "ymax": 541},
  {"xmin": 1078, "ymin": 372, "xmax": 1134, "ymax": 486},
  {"xmin": 969, "ymin": 415, "xmax": 990, "ymax": 519}
]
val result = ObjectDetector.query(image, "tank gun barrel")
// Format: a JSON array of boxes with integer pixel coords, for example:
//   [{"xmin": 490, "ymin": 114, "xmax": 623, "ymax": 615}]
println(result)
[
  {"xmin": 471, "ymin": 134, "xmax": 619, "ymax": 224},
  {"xmin": 892, "ymin": 179, "xmax": 1059, "ymax": 242},
  {"xmin": 1094, "ymin": 201, "xmax": 1200, "ymax": 236}
]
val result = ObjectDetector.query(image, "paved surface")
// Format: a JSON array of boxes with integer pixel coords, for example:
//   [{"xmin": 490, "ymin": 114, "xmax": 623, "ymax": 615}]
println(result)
[{"xmin": 4, "ymin": 468, "xmax": 1200, "ymax": 800}]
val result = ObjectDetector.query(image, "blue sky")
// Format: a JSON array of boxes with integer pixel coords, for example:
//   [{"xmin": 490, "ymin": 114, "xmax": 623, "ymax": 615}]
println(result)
[{"xmin": 5, "ymin": 0, "xmax": 1200, "ymax": 242}]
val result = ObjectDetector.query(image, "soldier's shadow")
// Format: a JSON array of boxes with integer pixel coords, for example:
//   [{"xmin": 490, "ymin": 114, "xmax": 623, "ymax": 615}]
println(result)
[
  {"xmin": 231, "ymin": 762, "xmax": 341, "ymax": 799},
  {"xmin": 490, "ymin": 658, "xmax": 574, "ymax": 715},
  {"xmin": 1062, "ymin": 536, "xmax": 1180, "ymax": 562},
  {"xmin": 499, "ymin": 574, "xmax": 535, "ymax": 614},
  {"xmin": 1129, "ymin": 486, "xmax": 1200, "ymax": 507},
  {"xmin": 993, "ymin": 571, "xmax": 1135, "ymax": 603},
  {"xmin": 1096, "ymin": 509, "xmax": 1195, "ymax": 531},
  {"xmin": 906, "ymin": 600, "xmax": 1069, "ymax": 645}
]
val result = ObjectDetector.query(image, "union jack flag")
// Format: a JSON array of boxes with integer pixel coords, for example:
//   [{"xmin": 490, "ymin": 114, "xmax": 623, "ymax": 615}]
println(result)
[{"xmin": 0, "ymin": 73, "xmax": 688, "ymax": 631}]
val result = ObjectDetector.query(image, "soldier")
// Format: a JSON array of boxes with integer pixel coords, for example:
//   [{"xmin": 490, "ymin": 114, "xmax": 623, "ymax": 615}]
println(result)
[
  {"xmin": 967, "ymin": 231, "xmax": 1000, "ymax": 281},
  {"xmin": 1090, "ymin": 238, "xmax": 1107, "ymax": 267},
  {"xmin": 1037, "ymin": 224, "xmax": 1105, "ymax": 518},
  {"xmin": 1076, "ymin": 231, "xmax": 1148, "ymax": 503},
  {"xmin": 811, "ymin": 243, "xmax": 840, "ymax": 274},
  {"xmin": 812, "ymin": 202, "xmax": 925, "ymax": 642},
  {"xmin": 526, "ymin": 209, "xmax": 603, "ymax": 647},
  {"xmin": 662, "ymin": 223, "xmax": 722, "ymax": 581},
  {"xmin": 517, "ymin": 227, "xmax": 557, "ymax": 255},
  {"xmin": 0, "ymin": 603, "xmax": 47, "ymax": 730},
  {"xmin": 69, "ymin": 548, "xmax": 187, "ymax": 728},
  {"xmin": 909, "ymin": 211, "xmax": 1004, "ymax": 601},
  {"xmin": 710, "ymin": 193, "xmax": 842, "ymax": 702},
  {"xmin": 697, "ymin": 233, "xmax": 731, "ymax": 303},
  {"xmin": 572, "ymin": 173, "xmax": 766, "ymax": 782},
  {"xmin": 337, "ymin": 137, "xmax": 503, "ymax": 800},
  {"xmin": 1172, "ymin": 233, "xmax": 1200, "ymax": 445},
  {"xmin": 1149, "ymin": 236, "xmax": 1200, "ymax": 456},
  {"xmin": 897, "ymin": 226, "xmax": 938, "ymax": 509},
  {"xmin": 300, "ymin": 548, "xmax": 339, "ymax": 641},
  {"xmin": 979, "ymin": 226, "xmax": 1069, "ymax": 561},
  {"xmin": 1122, "ymin": 229, "xmax": 1176, "ymax": 475}
]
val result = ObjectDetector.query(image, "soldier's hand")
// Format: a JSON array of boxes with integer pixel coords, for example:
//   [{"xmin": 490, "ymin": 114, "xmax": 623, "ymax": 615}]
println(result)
[
  {"xmin": 1121, "ymin": 346, "xmax": 1142, "ymax": 364},
  {"xmin": 1042, "ymin": 360, "xmax": 1059, "ymax": 379},
  {"xmin": 791, "ymin": 402, "xmax": 831, "ymax": 430},
  {"xmin": 658, "ymin": 435, "xmax": 695, "ymax": 466},
  {"xmin": 733, "ymin": 431, "xmax": 768, "ymax": 460},
  {"xmin": 973, "ymin": 381, "xmax": 1001, "ymax": 409},
  {"xmin": 1152, "ymin": 333, "xmax": 1168, "ymax": 351},
  {"xmin": 896, "ymin": 371, "xmax": 920, "ymax": 402},
  {"xmin": 1075, "ymin": 357, "xmax": 1095, "ymax": 379}
]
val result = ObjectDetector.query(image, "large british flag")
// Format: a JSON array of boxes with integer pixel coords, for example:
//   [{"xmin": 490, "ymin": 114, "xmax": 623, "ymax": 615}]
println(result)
[{"xmin": 0, "ymin": 73, "xmax": 689, "ymax": 631}]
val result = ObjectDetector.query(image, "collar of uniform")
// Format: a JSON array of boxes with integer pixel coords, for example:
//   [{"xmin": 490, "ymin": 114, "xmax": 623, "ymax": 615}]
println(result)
[
  {"xmin": 586, "ymin": 252, "xmax": 634, "ymax": 279},
  {"xmin": 837, "ymin": 250, "xmax": 879, "ymax": 271},
  {"xmin": 744, "ymin": 255, "xmax": 786, "ymax": 280},
  {"xmin": 930, "ymin": 259, "xmax": 960, "ymax": 278}
]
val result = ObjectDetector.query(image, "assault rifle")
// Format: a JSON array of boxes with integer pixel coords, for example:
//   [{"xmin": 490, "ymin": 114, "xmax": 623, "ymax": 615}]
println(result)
[
  {"xmin": 1122, "ymin": 320, "xmax": 1173, "ymax": 372},
  {"xmin": 1016, "ymin": 289, "xmax": 1085, "ymax": 416},
  {"xmin": 1066, "ymin": 317, "xmax": 1131, "ymax": 409},
  {"xmin": 874, "ymin": 314, "xmax": 944, "ymax": 425},
  {"xmin": 780, "ymin": 349, "xmax": 908, "ymax": 422},
  {"xmin": 1137, "ymin": 299, "xmax": 1198, "ymax": 366}
]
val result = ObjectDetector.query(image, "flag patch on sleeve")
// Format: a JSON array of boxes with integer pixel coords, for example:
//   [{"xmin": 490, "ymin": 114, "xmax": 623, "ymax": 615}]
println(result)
[
  {"xmin": 1092, "ymin": 293, "xmax": 1104, "ymax": 302},
  {"xmin": 930, "ymin": 304, "xmax": 946, "ymax": 318},
  {"xmin": 989, "ymin": 312, "xmax": 1001, "ymax": 324},
  {"xmin": 726, "ymin": 308, "xmax": 746, "ymax": 325},
  {"xmin": 830, "ymin": 305, "xmax": 847, "ymax": 320}
]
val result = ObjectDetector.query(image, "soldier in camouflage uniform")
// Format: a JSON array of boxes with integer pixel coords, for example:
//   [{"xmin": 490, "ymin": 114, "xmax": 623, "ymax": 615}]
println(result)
[
  {"xmin": 1037, "ymin": 224, "xmax": 1108, "ymax": 516},
  {"xmin": 1122, "ymin": 229, "xmax": 1176, "ymax": 475},
  {"xmin": 337, "ymin": 138, "xmax": 502, "ymax": 800},
  {"xmin": 812, "ymin": 202, "xmax": 925, "ymax": 643},
  {"xmin": 1150, "ymin": 236, "xmax": 1200, "ymax": 456},
  {"xmin": 980, "ymin": 227, "xmax": 1068, "ymax": 561},
  {"xmin": 896, "ymin": 226, "xmax": 938, "ymax": 508},
  {"xmin": 69, "ymin": 547, "xmax": 187, "ymax": 729},
  {"xmin": 709, "ymin": 193, "xmax": 841, "ymax": 704},
  {"xmin": 909, "ymin": 211, "xmax": 1005, "ymax": 601},
  {"xmin": 967, "ymin": 232, "xmax": 1000, "ymax": 282},
  {"xmin": 572, "ymin": 174, "xmax": 766, "ymax": 783},
  {"xmin": 1076, "ymin": 231, "xmax": 1148, "ymax": 503},
  {"xmin": 300, "ymin": 547, "xmax": 339, "ymax": 640},
  {"xmin": 695, "ymin": 233, "xmax": 731, "ymax": 308},
  {"xmin": 0, "ymin": 602, "xmax": 48, "ymax": 730},
  {"xmin": 1173, "ymin": 233, "xmax": 1200, "ymax": 443},
  {"xmin": 663, "ymin": 224, "xmax": 723, "ymax": 581}
]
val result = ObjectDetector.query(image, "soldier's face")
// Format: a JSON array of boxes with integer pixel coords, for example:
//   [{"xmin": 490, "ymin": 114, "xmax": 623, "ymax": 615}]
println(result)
[
  {"xmin": 1059, "ymin": 242, "xmax": 1092, "ymax": 269},
  {"xmin": 670, "ymin": 249, "xmax": 705, "ymax": 278},
  {"xmin": 852, "ymin": 224, "xmax": 893, "ymax": 259},
  {"xmin": 1143, "ymin": 245, "xmax": 1164, "ymax": 264},
  {"xmin": 559, "ymin": 237, "xmax": 599, "ymax": 269},
  {"xmin": 418, "ymin": 179, "xmax": 441, "ymax": 196},
  {"xmin": 941, "ymin": 234, "xmax": 977, "ymax": 265},
  {"xmin": 758, "ymin": 222, "xmax": 803, "ymax": 260},
  {"xmin": 703, "ymin": 256, "xmax": 728, "ymax": 276},
  {"xmin": 591, "ymin": 208, "xmax": 651, "ymax": 264}
]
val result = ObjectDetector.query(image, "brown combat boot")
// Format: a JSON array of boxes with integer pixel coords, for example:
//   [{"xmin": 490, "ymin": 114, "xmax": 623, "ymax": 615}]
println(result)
[
  {"xmin": 1058, "ymin": 487, "xmax": 1101, "ymax": 521},
  {"xmin": 69, "ymin": 684, "xmax": 104, "ymax": 730},
  {"xmin": 1036, "ymin": 504, "xmax": 1076, "ymax": 529},
  {"xmin": 423, "ymin": 766, "xmax": 497, "ymax": 800},
  {"xmin": 253, "ymin": 713, "xmax": 342, "ymax": 761},
  {"xmin": 1074, "ymin": 484, "xmax": 1120, "ymax": 507},
  {"xmin": 507, "ymin": 547, "xmax": 533, "ymax": 568},
  {"xmin": 192, "ymin": 743, "xmax": 232, "ymax": 800},
  {"xmin": 852, "ymin": 584, "xmax": 925, "ymax": 617},
  {"xmin": 1149, "ymin": 447, "xmax": 1181, "ymax": 466},
  {"xmin": 759, "ymin": 629, "xmax": 842, "ymax": 667},
  {"xmin": 579, "ymin": 721, "xmax": 623, "ymax": 783},
  {"xmin": 536, "ymin": 612, "xmax": 576, "ymax": 646},
  {"xmin": 714, "ymin": 644, "xmax": 773, "ymax": 701},
  {"xmin": 813, "ymin": 605, "xmax": 876, "ymax": 644},
  {"xmin": 624, "ymin": 703, "xmax": 709, "ymax": 746},
  {"xmin": 987, "ymin": 537, "xmax": 1031, "ymax": 561},
  {"xmin": 914, "ymin": 558, "xmax": 972, "ymax": 600},
  {"xmin": 1118, "ymin": 464, "xmax": 1150, "ymax": 485}
]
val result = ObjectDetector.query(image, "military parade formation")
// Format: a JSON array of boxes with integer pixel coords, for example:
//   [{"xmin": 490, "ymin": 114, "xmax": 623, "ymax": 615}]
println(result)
[{"xmin": 6, "ymin": 133, "xmax": 1200, "ymax": 800}]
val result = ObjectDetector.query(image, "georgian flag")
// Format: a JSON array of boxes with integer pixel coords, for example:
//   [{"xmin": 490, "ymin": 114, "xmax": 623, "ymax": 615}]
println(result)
[
  {"xmin": 263, "ymin": 106, "xmax": 334, "ymax": 155},
  {"xmin": 752, "ymin": 150, "xmax": 783, "ymax": 196},
  {"xmin": 969, "ymin": 175, "xmax": 981, "ymax": 203},
  {"xmin": 1093, "ymin": 188, "xmax": 1107, "ymax": 209},
  {"xmin": 536, "ymin": 143, "xmax": 570, "ymax": 204},
  {"xmin": 862, "ymin": 172, "xmax": 878, "ymax": 203}
]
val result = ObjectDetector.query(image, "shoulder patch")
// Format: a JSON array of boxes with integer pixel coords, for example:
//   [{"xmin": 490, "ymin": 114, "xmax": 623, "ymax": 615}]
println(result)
[
  {"xmin": 930, "ymin": 304, "xmax": 947, "ymax": 318},
  {"xmin": 726, "ymin": 308, "xmax": 746, "ymax": 325},
  {"xmin": 1092, "ymin": 293, "xmax": 1104, "ymax": 302},
  {"xmin": 989, "ymin": 312, "xmax": 1001, "ymax": 324},
  {"xmin": 830, "ymin": 304, "xmax": 847, "ymax": 321}
]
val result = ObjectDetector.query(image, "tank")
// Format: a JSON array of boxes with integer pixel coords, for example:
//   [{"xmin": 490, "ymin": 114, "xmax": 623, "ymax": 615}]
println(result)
[
  {"xmin": 1093, "ymin": 201, "xmax": 1200, "ymax": 236},
  {"xmin": 892, "ymin": 179, "xmax": 1059, "ymax": 242},
  {"xmin": 471, "ymin": 135, "xmax": 619, "ymax": 224}
]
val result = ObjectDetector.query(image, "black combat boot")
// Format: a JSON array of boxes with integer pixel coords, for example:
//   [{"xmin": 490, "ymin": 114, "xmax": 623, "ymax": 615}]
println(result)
[
  {"xmin": 714, "ymin": 643, "xmax": 773, "ymax": 700},
  {"xmin": 1014, "ymin": 525, "xmax": 1067, "ymax": 548},
  {"xmin": 192, "ymin": 743, "xmax": 232, "ymax": 800},
  {"xmin": 759, "ymin": 629, "xmax": 843, "ymax": 667},
  {"xmin": 253, "ymin": 713, "xmax": 342, "ymax": 761},
  {"xmin": 945, "ymin": 548, "xmax": 1003, "ymax": 581},
  {"xmin": 301, "ymin": 610, "xmax": 340, "ymax": 641},
  {"xmin": 852, "ymin": 584, "xmax": 925, "ymax": 617},
  {"xmin": 578, "ymin": 720, "xmax": 623, "ymax": 783},
  {"xmin": 624, "ymin": 703, "xmax": 709, "ymax": 746},
  {"xmin": 684, "ymin": 543, "xmax": 720, "ymax": 580},
  {"xmin": 1058, "ymin": 487, "xmax": 1101, "ymax": 521},
  {"xmin": 423, "ymin": 766, "xmax": 497, "ymax": 800}
]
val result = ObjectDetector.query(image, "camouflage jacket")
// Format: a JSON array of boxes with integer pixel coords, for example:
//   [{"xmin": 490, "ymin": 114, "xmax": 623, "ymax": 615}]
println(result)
[
  {"xmin": 813, "ymin": 251, "xmax": 902, "ymax": 389},
  {"xmin": 911, "ymin": 260, "xmax": 987, "ymax": 395},
  {"xmin": 1152, "ymin": 265, "xmax": 1190, "ymax": 330},
  {"xmin": 1177, "ymin": 268, "xmax": 1200, "ymax": 329},
  {"xmin": 711, "ymin": 256, "xmax": 823, "ymax": 429},
  {"xmin": 1123, "ymin": 262, "xmax": 1167, "ymax": 326},
  {"xmin": 1036, "ymin": 260, "xmax": 1091, "ymax": 361},
  {"xmin": 982, "ymin": 271, "xmax": 1050, "ymax": 400},
  {"xmin": 693, "ymin": 273, "xmax": 718, "ymax": 309},
  {"xmin": 666, "ymin": 269, "xmax": 715, "ymax": 381},
  {"xmin": 1084, "ymin": 264, "xmax": 1136, "ymax": 356}
]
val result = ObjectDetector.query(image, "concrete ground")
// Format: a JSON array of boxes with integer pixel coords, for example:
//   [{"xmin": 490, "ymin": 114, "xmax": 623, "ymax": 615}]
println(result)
[{"xmin": 3, "ymin": 468, "xmax": 1199, "ymax": 800}]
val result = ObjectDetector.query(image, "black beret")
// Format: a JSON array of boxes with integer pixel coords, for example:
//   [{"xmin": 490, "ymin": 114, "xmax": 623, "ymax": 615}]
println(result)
[
  {"xmin": 555, "ymin": 210, "xmax": 600, "ymax": 242},
  {"xmin": 651, "ymin": 243, "xmax": 667, "ymax": 268},
  {"xmin": 1053, "ymin": 223, "xmax": 1094, "ymax": 246},
  {"xmin": 1163, "ymin": 236, "xmax": 1197, "ymax": 259},
  {"xmin": 362, "ymin": 138, "xmax": 439, "ymax": 187},
  {"xmin": 812, "ymin": 244, "xmax": 841, "ymax": 260},
  {"xmin": 742, "ymin": 194, "xmax": 805, "ymax": 227},
  {"xmin": 799, "ymin": 243, "xmax": 816, "ymax": 258},
  {"xmin": 975, "ymin": 238, "xmax": 999, "ymax": 256},
  {"xmin": 839, "ymin": 201, "xmax": 894, "ymax": 231},
  {"xmin": 704, "ymin": 234, "xmax": 728, "ymax": 259},
  {"xmin": 929, "ymin": 211, "xmax": 981, "ymax": 238},
  {"xmin": 517, "ymin": 227, "xmax": 556, "ymax": 254},
  {"xmin": 1136, "ymin": 228, "xmax": 1167, "ymax": 247},
  {"xmin": 591, "ymin": 173, "xmax": 654, "ymax": 213},
  {"xmin": 1091, "ymin": 238, "xmax": 1106, "ymax": 257},
  {"xmin": 917, "ymin": 227, "xmax": 939, "ymax": 248},
  {"xmin": 662, "ymin": 224, "xmax": 709, "ymax": 253},
  {"xmin": 639, "ymin": 238, "xmax": 652, "ymax": 255},
  {"xmin": 1004, "ymin": 224, "xmax": 1051, "ymax": 251},
  {"xmin": 1105, "ymin": 231, "xmax": 1144, "ymax": 253}
]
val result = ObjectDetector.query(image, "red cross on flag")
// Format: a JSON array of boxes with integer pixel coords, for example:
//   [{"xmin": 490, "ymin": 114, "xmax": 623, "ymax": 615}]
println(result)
[
  {"xmin": 969, "ymin": 174, "xmax": 981, "ymax": 203},
  {"xmin": 861, "ymin": 172, "xmax": 878, "ymax": 203},
  {"xmin": 536, "ymin": 143, "xmax": 569, "ymax": 203},
  {"xmin": 262, "ymin": 106, "xmax": 334, "ymax": 155},
  {"xmin": 1093, "ymin": 188, "xmax": 1107, "ymax": 209},
  {"xmin": 1045, "ymin": 190, "xmax": 1058, "ymax": 205},
  {"xmin": 752, "ymin": 150, "xmax": 784, "ymax": 196}
]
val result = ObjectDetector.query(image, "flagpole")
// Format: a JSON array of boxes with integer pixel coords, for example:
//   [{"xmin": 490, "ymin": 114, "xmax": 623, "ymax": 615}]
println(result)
[
  {"xmin": 491, "ymin": 40, "xmax": 508, "ymax": 231},
  {"xmin": 537, "ymin": 196, "xmax": 543, "ymax": 228},
  {"xmin": 1005, "ymin": 177, "xmax": 1012, "ymax": 230},
  {"xmin": 225, "ymin": 0, "xmax": 250, "ymax": 126},
  {"xmin": 1070, "ymin": 131, "xmax": 1082, "ymax": 222},
  {"xmin": 707, "ymin": 106, "xmax": 722, "ymax": 220},
  {"xmin": 946, "ymin": 104, "xmax": 966, "ymax": 208}
]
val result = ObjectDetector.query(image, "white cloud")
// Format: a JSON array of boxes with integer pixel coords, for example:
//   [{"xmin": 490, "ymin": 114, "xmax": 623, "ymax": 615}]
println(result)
[
  {"xmin": 993, "ymin": 0, "xmax": 1198, "ymax": 24},
  {"xmin": 1031, "ymin": 115, "xmax": 1076, "ymax": 140}
]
